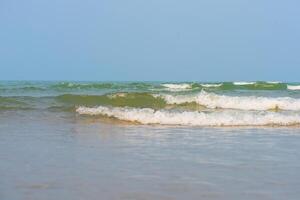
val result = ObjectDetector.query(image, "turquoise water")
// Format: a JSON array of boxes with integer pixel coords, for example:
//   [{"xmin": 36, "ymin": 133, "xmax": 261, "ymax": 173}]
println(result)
[
  {"xmin": 1, "ymin": 81, "xmax": 300, "ymax": 126},
  {"xmin": 1, "ymin": 81, "xmax": 300, "ymax": 96}
]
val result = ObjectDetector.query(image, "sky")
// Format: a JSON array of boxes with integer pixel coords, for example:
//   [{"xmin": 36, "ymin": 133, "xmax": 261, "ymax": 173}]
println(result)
[{"xmin": 0, "ymin": 0, "xmax": 299, "ymax": 81}]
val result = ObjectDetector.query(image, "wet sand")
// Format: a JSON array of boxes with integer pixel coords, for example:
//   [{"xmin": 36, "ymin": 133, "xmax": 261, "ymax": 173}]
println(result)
[{"xmin": 1, "ymin": 110, "xmax": 300, "ymax": 200}]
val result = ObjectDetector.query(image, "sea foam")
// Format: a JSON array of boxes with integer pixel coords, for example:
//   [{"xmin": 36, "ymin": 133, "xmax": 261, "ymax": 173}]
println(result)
[
  {"xmin": 267, "ymin": 81, "xmax": 281, "ymax": 84},
  {"xmin": 287, "ymin": 85, "xmax": 300, "ymax": 90},
  {"xmin": 200, "ymin": 83, "xmax": 223, "ymax": 88},
  {"xmin": 155, "ymin": 91, "xmax": 300, "ymax": 111},
  {"xmin": 161, "ymin": 83, "xmax": 192, "ymax": 90},
  {"xmin": 76, "ymin": 106, "xmax": 300, "ymax": 126},
  {"xmin": 233, "ymin": 82, "xmax": 256, "ymax": 85}
]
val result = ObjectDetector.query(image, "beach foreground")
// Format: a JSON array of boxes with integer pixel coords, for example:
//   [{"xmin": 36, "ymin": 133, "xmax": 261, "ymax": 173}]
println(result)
[
  {"xmin": 1, "ymin": 81, "xmax": 300, "ymax": 199},
  {"xmin": 1, "ymin": 109, "xmax": 300, "ymax": 200}
]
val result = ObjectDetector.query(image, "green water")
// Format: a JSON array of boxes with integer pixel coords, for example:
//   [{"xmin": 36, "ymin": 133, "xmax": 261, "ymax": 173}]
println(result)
[
  {"xmin": 0, "ymin": 81, "xmax": 299, "ymax": 111},
  {"xmin": 1, "ymin": 81, "xmax": 300, "ymax": 126},
  {"xmin": 1, "ymin": 81, "xmax": 300, "ymax": 200}
]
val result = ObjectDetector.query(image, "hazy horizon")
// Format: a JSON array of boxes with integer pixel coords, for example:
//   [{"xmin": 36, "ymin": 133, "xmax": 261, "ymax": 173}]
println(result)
[
  {"xmin": 2, "ymin": 2, "xmax": 300, "ymax": 200},
  {"xmin": 1, "ymin": 0, "xmax": 299, "ymax": 81},
  {"xmin": 0, "ymin": 79, "xmax": 298, "ymax": 83}
]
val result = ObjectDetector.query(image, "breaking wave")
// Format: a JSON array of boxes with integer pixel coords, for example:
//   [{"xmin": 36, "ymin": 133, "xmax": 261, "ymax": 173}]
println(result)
[
  {"xmin": 161, "ymin": 83, "xmax": 193, "ymax": 91},
  {"xmin": 76, "ymin": 106, "xmax": 300, "ymax": 126},
  {"xmin": 267, "ymin": 81, "xmax": 281, "ymax": 84},
  {"xmin": 2, "ymin": 90, "xmax": 300, "ymax": 112},
  {"xmin": 1, "ymin": 82, "xmax": 298, "ymax": 95},
  {"xmin": 200, "ymin": 83, "xmax": 223, "ymax": 88},
  {"xmin": 233, "ymin": 82, "xmax": 256, "ymax": 85},
  {"xmin": 287, "ymin": 85, "xmax": 300, "ymax": 90},
  {"xmin": 156, "ymin": 91, "xmax": 300, "ymax": 111}
]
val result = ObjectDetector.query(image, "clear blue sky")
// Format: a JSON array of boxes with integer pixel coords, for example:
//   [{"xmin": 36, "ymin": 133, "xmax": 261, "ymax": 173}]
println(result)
[{"xmin": 0, "ymin": 0, "xmax": 299, "ymax": 81}]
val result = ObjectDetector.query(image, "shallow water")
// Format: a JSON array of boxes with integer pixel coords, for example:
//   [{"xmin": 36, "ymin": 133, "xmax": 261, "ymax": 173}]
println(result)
[{"xmin": 1, "ymin": 110, "xmax": 300, "ymax": 200}]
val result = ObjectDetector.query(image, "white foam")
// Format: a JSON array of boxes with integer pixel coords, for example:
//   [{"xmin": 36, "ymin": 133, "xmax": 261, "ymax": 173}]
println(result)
[
  {"xmin": 200, "ymin": 83, "xmax": 223, "ymax": 88},
  {"xmin": 76, "ymin": 106, "xmax": 300, "ymax": 126},
  {"xmin": 267, "ymin": 81, "xmax": 281, "ymax": 84},
  {"xmin": 287, "ymin": 85, "xmax": 300, "ymax": 90},
  {"xmin": 161, "ymin": 83, "xmax": 192, "ymax": 90},
  {"xmin": 156, "ymin": 91, "xmax": 300, "ymax": 111},
  {"xmin": 234, "ymin": 82, "xmax": 255, "ymax": 85}
]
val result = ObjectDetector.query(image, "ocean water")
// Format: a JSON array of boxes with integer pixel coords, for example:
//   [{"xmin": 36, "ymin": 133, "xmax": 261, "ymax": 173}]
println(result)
[
  {"xmin": 1, "ymin": 81, "xmax": 300, "ymax": 126},
  {"xmin": 1, "ymin": 81, "xmax": 300, "ymax": 199}
]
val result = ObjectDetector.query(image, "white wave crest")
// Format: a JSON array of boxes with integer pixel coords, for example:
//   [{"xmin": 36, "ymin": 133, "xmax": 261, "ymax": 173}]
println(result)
[
  {"xmin": 162, "ymin": 83, "xmax": 192, "ymax": 90},
  {"xmin": 76, "ymin": 106, "xmax": 300, "ymax": 126},
  {"xmin": 267, "ymin": 81, "xmax": 281, "ymax": 84},
  {"xmin": 200, "ymin": 83, "xmax": 223, "ymax": 88},
  {"xmin": 156, "ymin": 91, "xmax": 300, "ymax": 111},
  {"xmin": 287, "ymin": 85, "xmax": 300, "ymax": 90},
  {"xmin": 234, "ymin": 82, "xmax": 255, "ymax": 85}
]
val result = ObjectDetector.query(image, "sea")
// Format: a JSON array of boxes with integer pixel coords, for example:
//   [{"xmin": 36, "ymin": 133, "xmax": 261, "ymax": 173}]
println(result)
[{"xmin": 1, "ymin": 81, "xmax": 300, "ymax": 199}]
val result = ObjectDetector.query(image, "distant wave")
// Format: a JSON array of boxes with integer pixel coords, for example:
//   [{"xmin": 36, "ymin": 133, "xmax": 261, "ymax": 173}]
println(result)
[
  {"xmin": 0, "ymin": 86, "xmax": 46, "ymax": 92},
  {"xmin": 76, "ymin": 106, "xmax": 300, "ymax": 126},
  {"xmin": 233, "ymin": 82, "xmax": 256, "ymax": 85},
  {"xmin": 267, "ymin": 81, "xmax": 281, "ymax": 84},
  {"xmin": 200, "ymin": 83, "xmax": 223, "ymax": 88},
  {"xmin": 156, "ymin": 90, "xmax": 300, "ymax": 111},
  {"xmin": 52, "ymin": 82, "xmax": 116, "ymax": 89},
  {"xmin": 0, "ymin": 82, "xmax": 294, "ymax": 95},
  {"xmin": 161, "ymin": 83, "xmax": 192, "ymax": 90},
  {"xmin": 287, "ymin": 85, "xmax": 300, "ymax": 90}
]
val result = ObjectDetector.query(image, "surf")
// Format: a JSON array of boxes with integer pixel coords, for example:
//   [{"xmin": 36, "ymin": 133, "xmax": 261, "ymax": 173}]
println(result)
[
  {"xmin": 76, "ymin": 106, "xmax": 300, "ymax": 126},
  {"xmin": 156, "ymin": 90, "xmax": 300, "ymax": 111},
  {"xmin": 287, "ymin": 85, "xmax": 300, "ymax": 90}
]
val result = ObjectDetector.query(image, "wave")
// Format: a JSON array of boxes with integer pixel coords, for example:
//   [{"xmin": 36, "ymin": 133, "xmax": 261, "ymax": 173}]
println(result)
[
  {"xmin": 0, "ymin": 86, "xmax": 46, "ymax": 92},
  {"xmin": 0, "ymin": 96, "xmax": 29, "ymax": 105},
  {"xmin": 233, "ymin": 82, "xmax": 256, "ymax": 85},
  {"xmin": 200, "ymin": 83, "xmax": 223, "ymax": 88},
  {"xmin": 0, "ymin": 96, "xmax": 33, "ymax": 111},
  {"xmin": 287, "ymin": 85, "xmax": 300, "ymax": 90},
  {"xmin": 2, "ymin": 88, "xmax": 300, "ymax": 112},
  {"xmin": 267, "ymin": 81, "xmax": 281, "ymax": 84},
  {"xmin": 162, "ymin": 83, "xmax": 192, "ymax": 89},
  {"xmin": 56, "ymin": 93, "xmax": 166, "ymax": 109},
  {"xmin": 0, "ymin": 106, "xmax": 33, "ymax": 111},
  {"xmin": 156, "ymin": 91, "xmax": 300, "ymax": 111},
  {"xmin": 2, "ymin": 90, "xmax": 298, "ymax": 112},
  {"xmin": 76, "ymin": 106, "xmax": 300, "ymax": 126},
  {"xmin": 0, "ymin": 82, "xmax": 295, "ymax": 96},
  {"xmin": 213, "ymin": 82, "xmax": 287, "ymax": 91},
  {"xmin": 52, "ymin": 82, "xmax": 116, "ymax": 90},
  {"xmin": 161, "ymin": 83, "xmax": 192, "ymax": 90}
]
